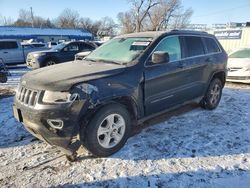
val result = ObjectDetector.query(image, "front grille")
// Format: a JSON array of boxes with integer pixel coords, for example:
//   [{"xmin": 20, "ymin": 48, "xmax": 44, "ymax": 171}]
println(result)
[
  {"xmin": 227, "ymin": 76, "xmax": 250, "ymax": 80},
  {"xmin": 16, "ymin": 86, "xmax": 39, "ymax": 107}
]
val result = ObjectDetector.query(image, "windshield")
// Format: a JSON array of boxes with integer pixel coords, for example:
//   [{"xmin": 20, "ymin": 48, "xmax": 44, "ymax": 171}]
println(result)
[
  {"xmin": 229, "ymin": 49, "xmax": 250, "ymax": 58},
  {"xmin": 52, "ymin": 42, "xmax": 66, "ymax": 51},
  {"xmin": 86, "ymin": 37, "xmax": 152, "ymax": 64}
]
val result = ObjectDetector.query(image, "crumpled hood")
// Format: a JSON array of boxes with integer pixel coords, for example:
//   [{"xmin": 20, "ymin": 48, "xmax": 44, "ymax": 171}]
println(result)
[{"xmin": 21, "ymin": 60, "xmax": 126, "ymax": 91}]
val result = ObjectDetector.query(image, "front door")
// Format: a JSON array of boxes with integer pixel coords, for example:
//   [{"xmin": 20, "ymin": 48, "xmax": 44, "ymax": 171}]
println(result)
[{"xmin": 144, "ymin": 35, "xmax": 189, "ymax": 115}]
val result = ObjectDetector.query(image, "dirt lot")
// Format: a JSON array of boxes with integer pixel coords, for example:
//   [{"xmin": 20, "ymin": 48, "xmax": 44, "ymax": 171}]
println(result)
[{"xmin": 0, "ymin": 82, "xmax": 250, "ymax": 188}]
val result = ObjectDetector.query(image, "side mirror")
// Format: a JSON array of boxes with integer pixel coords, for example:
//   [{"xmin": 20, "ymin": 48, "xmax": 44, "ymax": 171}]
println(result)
[{"xmin": 152, "ymin": 51, "xmax": 169, "ymax": 64}]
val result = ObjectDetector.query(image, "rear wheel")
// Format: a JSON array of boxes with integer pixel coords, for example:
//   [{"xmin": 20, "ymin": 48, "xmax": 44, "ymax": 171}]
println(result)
[
  {"xmin": 200, "ymin": 78, "xmax": 223, "ymax": 110},
  {"xmin": 82, "ymin": 104, "xmax": 131, "ymax": 157}
]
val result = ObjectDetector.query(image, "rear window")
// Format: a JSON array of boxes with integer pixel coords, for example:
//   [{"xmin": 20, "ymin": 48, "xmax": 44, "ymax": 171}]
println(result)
[
  {"xmin": 204, "ymin": 37, "xmax": 221, "ymax": 53},
  {"xmin": 80, "ymin": 43, "xmax": 96, "ymax": 51},
  {"xmin": 184, "ymin": 36, "xmax": 205, "ymax": 57},
  {"xmin": 0, "ymin": 41, "xmax": 18, "ymax": 50},
  {"xmin": 229, "ymin": 49, "xmax": 250, "ymax": 58}
]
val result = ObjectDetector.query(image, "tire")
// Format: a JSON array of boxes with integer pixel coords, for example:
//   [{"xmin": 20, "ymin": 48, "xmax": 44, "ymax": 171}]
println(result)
[
  {"xmin": 200, "ymin": 78, "xmax": 223, "ymax": 110},
  {"xmin": 45, "ymin": 59, "xmax": 56, "ymax": 66},
  {"xmin": 82, "ymin": 104, "xmax": 131, "ymax": 157}
]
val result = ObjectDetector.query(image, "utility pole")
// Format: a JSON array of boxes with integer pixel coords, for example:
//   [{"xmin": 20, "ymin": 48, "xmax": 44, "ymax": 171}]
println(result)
[{"xmin": 30, "ymin": 7, "xmax": 34, "ymax": 27}]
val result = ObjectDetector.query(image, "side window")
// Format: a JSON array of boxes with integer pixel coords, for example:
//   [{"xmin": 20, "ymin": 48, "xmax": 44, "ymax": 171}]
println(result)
[
  {"xmin": 80, "ymin": 43, "xmax": 95, "ymax": 52},
  {"xmin": 64, "ymin": 43, "xmax": 79, "ymax": 52},
  {"xmin": 0, "ymin": 42, "xmax": 4, "ymax": 50},
  {"xmin": 154, "ymin": 36, "xmax": 181, "ymax": 62},
  {"xmin": 184, "ymin": 36, "xmax": 205, "ymax": 57},
  {"xmin": 204, "ymin": 37, "xmax": 221, "ymax": 53},
  {"xmin": 0, "ymin": 42, "xmax": 18, "ymax": 50}
]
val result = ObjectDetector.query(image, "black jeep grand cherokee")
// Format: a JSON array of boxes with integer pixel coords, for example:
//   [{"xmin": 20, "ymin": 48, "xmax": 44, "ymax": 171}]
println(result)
[{"xmin": 13, "ymin": 30, "xmax": 227, "ymax": 159}]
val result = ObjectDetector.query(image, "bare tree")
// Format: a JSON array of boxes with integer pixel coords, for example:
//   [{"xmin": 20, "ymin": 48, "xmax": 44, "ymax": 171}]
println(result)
[
  {"xmin": 13, "ymin": 9, "xmax": 55, "ymax": 28},
  {"xmin": 79, "ymin": 17, "xmax": 94, "ymax": 32},
  {"xmin": 117, "ymin": 11, "xmax": 136, "ymax": 34},
  {"xmin": 129, "ymin": 0, "xmax": 159, "ymax": 32},
  {"xmin": 118, "ymin": 0, "xmax": 193, "ymax": 33},
  {"xmin": 0, "ymin": 14, "xmax": 14, "ymax": 26},
  {"xmin": 14, "ymin": 9, "xmax": 32, "ymax": 26},
  {"xmin": 97, "ymin": 17, "xmax": 117, "ymax": 36},
  {"xmin": 170, "ymin": 8, "xmax": 193, "ymax": 29},
  {"xmin": 148, "ymin": 0, "xmax": 180, "ymax": 31},
  {"xmin": 56, "ymin": 8, "xmax": 80, "ymax": 28}
]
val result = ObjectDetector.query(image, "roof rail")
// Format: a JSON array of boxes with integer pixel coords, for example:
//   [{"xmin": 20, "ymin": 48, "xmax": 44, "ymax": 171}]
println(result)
[{"xmin": 170, "ymin": 29, "xmax": 208, "ymax": 34}]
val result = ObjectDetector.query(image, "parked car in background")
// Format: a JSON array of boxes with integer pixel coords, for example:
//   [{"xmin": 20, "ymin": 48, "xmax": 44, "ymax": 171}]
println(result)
[
  {"xmin": 13, "ymin": 30, "xmax": 227, "ymax": 160},
  {"xmin": 48, "ymin": 42, "xmax": 58, "ymax": 48},
  {"xmin": 74, "ymin": 41, "xmax": 99, "ymax": 60},
  {"xmin": 21, "ymin": 43, "xmax": 49, "ymax": 58},
  {"xmin": 227, "ymin": 48, "xmax": 250, "ymax": 83},
  {"xmin": 94, "ymin": 41, "xmax": 105, "ymax": 46},
  {"xmin": 75, "ymin": 51, "xmax": 92, "ymax": 60},
  {"xmin": 0, "ymin": 39, "xmax": 47, "ymax": 65},
  {"xmin": 26, "ymin": 41, "xmax": 97, "ymax": 69}
]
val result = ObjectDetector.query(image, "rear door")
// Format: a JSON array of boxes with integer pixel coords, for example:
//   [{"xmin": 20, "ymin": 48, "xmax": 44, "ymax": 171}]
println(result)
[
  {"xmin": 144, "ymin": 35, "xmax": 189, "ymax": 115},
  {"xmin": 178, "ymin": 35, "xmax": 208, "ymax": 101}
]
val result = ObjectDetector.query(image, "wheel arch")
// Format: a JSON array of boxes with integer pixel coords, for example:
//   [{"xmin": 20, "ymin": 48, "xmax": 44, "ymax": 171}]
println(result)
[
  {"xmin": 208, "ymin": 70, "xmax": 226, "ymax": 88},
  {"xmin": 42, "ymin": 56, "xmax": 59, "ymax": 66},
  {"xmin": 79, "ymin": 95, "xmax": 139, "ymax": 129}
]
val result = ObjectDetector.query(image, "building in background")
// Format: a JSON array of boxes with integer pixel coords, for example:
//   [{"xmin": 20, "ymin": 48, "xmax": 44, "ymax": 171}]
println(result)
[
  {"xmin": 187, "ymin": 22, "xmax": 250, "ymax": 52},
  {"xmin": 213, "ymin": 28, "xmax": 250, "ymax": 52},
  {"xmin": 0, "ymin": 26, "xmax": 93, "ymax": 43}
]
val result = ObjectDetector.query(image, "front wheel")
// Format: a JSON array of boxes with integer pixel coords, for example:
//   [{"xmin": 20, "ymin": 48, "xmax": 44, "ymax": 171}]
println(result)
[
  {"xmin": 45, "ymin": 59, "xmax": 56, "ymax": 66},
  {"xmin": 82, "ymin": 104, "xmax": 131, "ymax": 157},
  {"xmin": 200, "ymin": 78, "xmax": 223, "ymax": 110}
]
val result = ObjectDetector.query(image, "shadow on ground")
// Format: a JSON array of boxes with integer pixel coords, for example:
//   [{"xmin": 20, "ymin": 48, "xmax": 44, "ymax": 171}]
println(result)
[{"xmin": 61, "ymin": 169, "xmax": 250, "ymax": 188}]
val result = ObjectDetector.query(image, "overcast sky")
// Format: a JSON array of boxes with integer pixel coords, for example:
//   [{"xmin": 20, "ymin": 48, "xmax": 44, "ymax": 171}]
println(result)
[{"xmin": 0, "ymin": 0, "xmax": 250, "ymax": 24}]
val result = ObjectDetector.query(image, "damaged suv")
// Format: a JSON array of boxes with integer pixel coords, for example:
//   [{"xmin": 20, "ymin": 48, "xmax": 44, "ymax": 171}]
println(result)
[{"xmin": 13, "ymin": 30, "xmax": 227, "ymax": 159}]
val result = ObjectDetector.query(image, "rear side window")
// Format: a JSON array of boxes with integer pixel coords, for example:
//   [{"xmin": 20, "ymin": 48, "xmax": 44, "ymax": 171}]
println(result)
[
  {"xmin": 0, "ymin": 41, "xmax": 18, "ymax": 50},
  {"xmin": 184, "ymin": 36, "xmax": 205, "ymax": 57},
  {"xmin": 154, "ymin": 36, "xmax": 181, "ymax": 61},
  {"xmin": 80, "ymin": 43, "xmax": 96, "ymax": 51},
  {"xmin": 204, "ymin": 37, "xmax": 221, "ymax": 53},
  {"xmin": 64, "ymin": 43, "xmax": 79, "ymax": 52}
]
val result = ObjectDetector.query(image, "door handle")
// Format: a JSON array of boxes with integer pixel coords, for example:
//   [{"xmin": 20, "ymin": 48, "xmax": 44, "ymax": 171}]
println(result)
[{"xmin": 3, "ymin": 52, "xmax": 8, "ymax": 54}]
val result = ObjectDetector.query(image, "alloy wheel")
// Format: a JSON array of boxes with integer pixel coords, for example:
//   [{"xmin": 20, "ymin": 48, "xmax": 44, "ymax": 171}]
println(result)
[{"xmin": 97, "ymin": 114, "xmax": 126, "ymax": 149}]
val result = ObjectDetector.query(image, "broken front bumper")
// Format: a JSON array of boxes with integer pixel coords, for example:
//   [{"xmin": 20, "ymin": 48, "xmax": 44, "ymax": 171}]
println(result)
[{"xmin": 13, "ymin": 99, "xmax": 84, "ymax": 155}]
